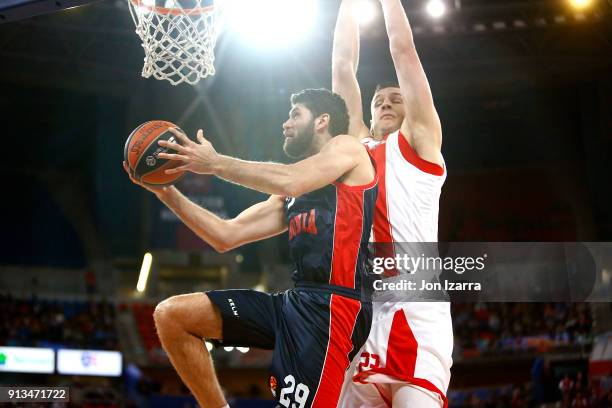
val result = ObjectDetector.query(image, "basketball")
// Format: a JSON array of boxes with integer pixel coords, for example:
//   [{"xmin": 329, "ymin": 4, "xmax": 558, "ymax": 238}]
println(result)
[{"xmin": 124, "ymin": 120, "xmax": 187, "ymax": 186}]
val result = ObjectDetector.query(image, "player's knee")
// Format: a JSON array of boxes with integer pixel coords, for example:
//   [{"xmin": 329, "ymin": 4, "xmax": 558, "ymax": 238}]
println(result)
[
  {"xmin": 153, "ymin": 293, "xmax": 220, "ymax": 339},
  {"xmin": 153, "ymin": 296, "xmax": 182, "ymax": 333}
]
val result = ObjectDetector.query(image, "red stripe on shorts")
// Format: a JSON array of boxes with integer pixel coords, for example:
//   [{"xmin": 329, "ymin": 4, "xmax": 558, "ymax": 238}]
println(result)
[
  {"xmin": 311, "ymin": 294, "xmax": 361, "ymax": 408},
  {"xmin": 385, "ymin": 308, "xmax": 418, "ymax": 376},
  {"xmin": 352, "ymin": 309, "xmax": 448, "ymax": 408}
]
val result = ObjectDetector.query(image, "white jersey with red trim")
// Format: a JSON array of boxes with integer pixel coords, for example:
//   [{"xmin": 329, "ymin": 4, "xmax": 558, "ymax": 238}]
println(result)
[
  {"xmin": 363, "ymin": 130, "xmax": 445, "ymax": 244},
  {"xmin": 338, "ymin": 130, "xmax": 453, "ymax": 408}
]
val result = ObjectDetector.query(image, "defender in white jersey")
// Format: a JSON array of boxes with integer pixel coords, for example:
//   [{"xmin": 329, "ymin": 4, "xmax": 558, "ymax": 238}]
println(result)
[{"xmin": 332, "ymin": 0, "xmax": 453, "ymax": 406}]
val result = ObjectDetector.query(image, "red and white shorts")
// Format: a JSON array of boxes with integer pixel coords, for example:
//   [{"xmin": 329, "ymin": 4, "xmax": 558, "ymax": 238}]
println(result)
[{"xmin": 338, "ymin": 302, "xmax": 453, "ymax": 408}]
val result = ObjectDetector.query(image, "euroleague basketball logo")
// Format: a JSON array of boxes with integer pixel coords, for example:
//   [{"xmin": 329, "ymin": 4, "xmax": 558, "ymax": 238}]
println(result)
[
  {"xmin": 146, "ymin": 156, "xmax": 156, "ymax": 166},
  {"xmin": 145, "ymin": 135, "xmax": 177, "ymax": 167},
  {"xmin": 269, "ymin": 375, "xmax": 277, "ymax": 397}
]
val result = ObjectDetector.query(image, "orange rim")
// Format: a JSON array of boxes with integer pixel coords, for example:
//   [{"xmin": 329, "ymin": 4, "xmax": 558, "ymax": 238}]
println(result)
[{"xmin": 129, "ymin": 0, "xmax": 214, "ymax": 16}]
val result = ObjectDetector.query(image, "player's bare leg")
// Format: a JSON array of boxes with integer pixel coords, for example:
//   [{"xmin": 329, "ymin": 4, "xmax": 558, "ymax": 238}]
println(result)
[
  {"xmin": 391, "ymin": 383, "xmax": 443, "ymax": 408},
  {"xmin": 153, "ymin": 292, "xmax": 228, "ymax": 408}
]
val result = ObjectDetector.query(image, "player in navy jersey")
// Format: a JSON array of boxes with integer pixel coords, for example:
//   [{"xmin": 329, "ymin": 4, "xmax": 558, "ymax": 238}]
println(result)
[{"xmin": 124, "ymin": 88, "xmax": 376, "ymax": 408}]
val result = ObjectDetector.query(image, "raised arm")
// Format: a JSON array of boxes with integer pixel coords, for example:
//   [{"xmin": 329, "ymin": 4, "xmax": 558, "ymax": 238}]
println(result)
[
  {"xmin": 380, "ymin": 0, "xmax": 443, "ymax": 164},
  {"xmin": 332, "ymin": 0, "xmax": 370, "ymax": 140},
  {"xmin": 214, "ymin": 135, "xmax": 368, "ymax": 197},
  {"xmin": 158, "ymin": 131, "xmax": 371, "ymax": 198}
]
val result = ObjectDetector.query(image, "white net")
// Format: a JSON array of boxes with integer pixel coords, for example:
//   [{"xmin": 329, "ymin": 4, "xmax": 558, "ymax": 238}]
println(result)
[{"xmin": 128, "ymin": 0, "xmax": 217, "ymax": 86}]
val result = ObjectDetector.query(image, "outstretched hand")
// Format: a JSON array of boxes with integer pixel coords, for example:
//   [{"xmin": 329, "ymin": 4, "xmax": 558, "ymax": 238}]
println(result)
[{"xmin": 157, "ymin": 128, "xmax": 220, "ymax": 175}]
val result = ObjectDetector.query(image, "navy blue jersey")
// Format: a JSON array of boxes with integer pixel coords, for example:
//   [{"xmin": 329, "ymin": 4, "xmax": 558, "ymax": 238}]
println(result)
[
  {"xmin": 284, "ymin": 177, "xmax": 377, "ymax": 296},
  {"xmin": 207, "ymin": 159, "xmax": 377, "ymax": 407}
]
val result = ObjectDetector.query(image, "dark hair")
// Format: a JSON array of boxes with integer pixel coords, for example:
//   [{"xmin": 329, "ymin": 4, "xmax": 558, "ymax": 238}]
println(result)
[
  {"xmin": 374, "ymin": 82, "xmax": 401, "ymax": 93},
  {"xmin": 290, "ymin": 88, "xmax": 349, "ymax": 136}
]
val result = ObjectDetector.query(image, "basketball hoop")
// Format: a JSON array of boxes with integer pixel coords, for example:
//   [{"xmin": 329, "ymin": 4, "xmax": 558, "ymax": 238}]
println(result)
[{"xmin": 127, "ymin": 0, "xmax": 217, "ymax": 85}]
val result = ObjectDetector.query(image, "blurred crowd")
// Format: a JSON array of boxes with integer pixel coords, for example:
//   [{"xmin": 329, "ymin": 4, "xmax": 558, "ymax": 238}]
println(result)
[
  {"xmin": 450, "ymin": 383, "xmax": 532, "ymax": 408},
  {"xmin": 451, "ymin": 375, "xmax": 612, "ymax": 407},
  {"xmin": 554, "ymin": 372, "xmax": 611, "ymax": 408},
  {"xmin": 452, "ymin": 303, "xmax": 593, "ymax": 357},
  {"xmin": 1, "ymin": 294, "xmax": 607, "ymax": 408},
  {"xmin": 0, "ymin": 294, "xmax": 118, "ymax": 350},
  {"xmin": 0, "ymin": 292, "xmax": 602, "ymax": 405},
  {"xmin": 0, "ymin": 296, "xmax": 595, "ymax": 357}
]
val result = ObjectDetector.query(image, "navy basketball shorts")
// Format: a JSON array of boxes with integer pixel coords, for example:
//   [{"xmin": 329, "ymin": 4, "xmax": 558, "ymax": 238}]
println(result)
[{"xmin": 207, "ymin": 288, "xmax": 372, "ymax": 408}]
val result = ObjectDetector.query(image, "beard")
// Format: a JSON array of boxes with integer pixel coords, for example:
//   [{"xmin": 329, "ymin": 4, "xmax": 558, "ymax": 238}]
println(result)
[{"xmin": 283, "ymin": 120, "xmax": 315, "ymax": 159}]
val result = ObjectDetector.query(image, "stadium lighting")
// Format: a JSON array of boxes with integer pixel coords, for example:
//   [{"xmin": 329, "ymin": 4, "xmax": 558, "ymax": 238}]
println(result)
[
  {"xmin": 426, "ymin": 0, "xmax": 446, "ymax": 19},
  {"xmin": 568, "ymin": 0, "xmax": 593, "ymax": 10},
  {"xmin": 352, "ymin": 0, "xmax": 377, "ymax": 26},
  {"xmin": 225, "ymin": 0, "xmax": 317, "ymax": 48},
  {"xmin": 136, "ymin": 253, "xmax": 153, "ymax": 293},
  {"xmin": 205, "ymin": 341, "xmax": 213, "ymax": 351},
  {"xmin": 223, "ymin": 346, "xmax": 234, "ymax": 352},
  {"xmin": 236, "ymin": 347, "xmax": 250, "ymax": 353}
]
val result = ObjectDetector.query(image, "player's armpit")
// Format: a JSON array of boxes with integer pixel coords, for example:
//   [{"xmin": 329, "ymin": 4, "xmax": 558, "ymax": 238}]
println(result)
[
  {"xmin": 402, "ymin": 117, "xmax": 443, "ymax": 167},
  {"xmin": 223, "ymin": 195, "xmax": 288, "ymax": 252}
]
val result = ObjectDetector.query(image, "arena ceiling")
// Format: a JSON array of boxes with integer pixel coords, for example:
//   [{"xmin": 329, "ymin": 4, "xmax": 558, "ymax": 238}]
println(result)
[{"xmin": 0, "ymin": 0, "xmax": 610, "ymax": 96}]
